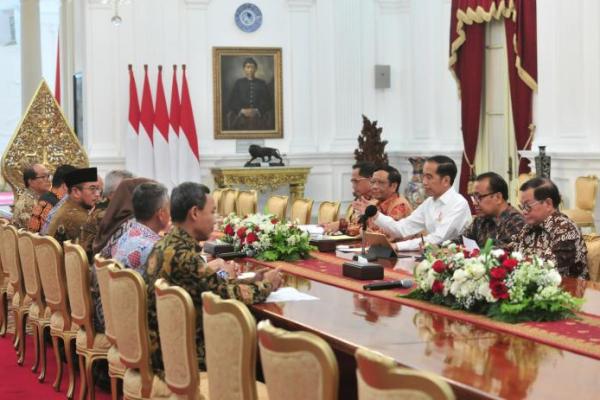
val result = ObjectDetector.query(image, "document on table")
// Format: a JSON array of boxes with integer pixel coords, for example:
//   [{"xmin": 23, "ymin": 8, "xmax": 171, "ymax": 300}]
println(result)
[{"xmin": 265, "ymin": 287, "xmax": 319, "ymax": 303}]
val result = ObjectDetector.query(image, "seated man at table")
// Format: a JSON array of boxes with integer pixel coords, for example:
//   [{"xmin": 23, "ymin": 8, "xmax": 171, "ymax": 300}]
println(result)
[
  {"xmin": 110, "ymin": 182, "xmax": 171, "ymax": 278},
  {"xmin": 509, "ymin": 177, "xmax": 589, "ymax": 279},
  {"xmin": 461, "ymin": 172, "xmax": 524, "ymax": 248},
  {"xmin": 46, "ymin": 167, "xmax": 101, "ymax": 244},
  {"xmin": 322, "ymin": 161, "xmax": 376, "ymax": 235},
  {"xmin": 371, "ymin": 155, "xmax": 471, "ymax": 251},
  {"xmin": 355, "ymin": 165, "xmax": 412, "ymax": 233},
  {"xmin": 13, "ymin": 163, "xmax": 51, "ymax": 229},
  {"xmin": 28, "ymin": 164, "xmax": 76, "ymax": 232},
  {"xmin": 144, "ymin": 182, "xmax": 283, "ymax": 374}
]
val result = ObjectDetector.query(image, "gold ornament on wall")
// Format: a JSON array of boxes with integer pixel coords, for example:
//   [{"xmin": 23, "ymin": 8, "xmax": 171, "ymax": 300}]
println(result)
[{"xmin": 1, "ymin": 80, "xmax": 89, "ymax": 198}]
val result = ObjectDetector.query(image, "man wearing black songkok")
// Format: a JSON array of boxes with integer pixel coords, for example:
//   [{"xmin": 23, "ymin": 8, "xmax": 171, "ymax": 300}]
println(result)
[{"xmin": 47, "ymin": 167, "xmax": 101, "ymax": 244}]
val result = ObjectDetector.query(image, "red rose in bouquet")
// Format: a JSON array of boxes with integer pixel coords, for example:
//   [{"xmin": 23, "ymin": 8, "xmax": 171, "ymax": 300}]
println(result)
[
  {"xmin": 502, "ymin": 258, "xmax": 518, "ymax": 271},
  {"xmin": 432, "ymin": 260, "xmax": 447, "ymax": 274},
  {"xmin": 224, "ymin": 224, "xmax": 235, "ymax": 236},
  {"xmin": 490, "ymin": 267, "xmax": 507, "ymax": 280},
  {"xmin": 432, "ymin": 280, "xmax": 445, "ymax": 294},
  {"xmin": 246, "ymin": 231, "xmax": 259, "ymax": 244},
  {"xmin": 237, "ymin": 226, "xmax": 248, "ymax": 239},
  {"xmin": 490, "ymin": 280, "xmax": 509, "ymax": 299},
  {"xmin": 271, "ymin": 218, "xmax": 278, "ymax": 224}
]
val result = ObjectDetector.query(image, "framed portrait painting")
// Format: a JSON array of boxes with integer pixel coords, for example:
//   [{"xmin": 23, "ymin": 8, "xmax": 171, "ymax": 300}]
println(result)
[{"xmin": 213, "ymin": 47, "xmax": 283, "ymax": 139}]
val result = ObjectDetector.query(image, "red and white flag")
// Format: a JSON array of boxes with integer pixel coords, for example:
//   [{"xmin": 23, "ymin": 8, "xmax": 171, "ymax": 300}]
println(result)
[
  {"xmin": 153, "ymin": 66, "xmax": 171, "ymax": 187},
  {"xmin": 179, "ymin": 65, "xmax": 201, "ymax": 182},
  {"xmin": 139, "ymin": 65, "xmax": 155, "ymax": 179},
  {"xmin": 126, "ymin": 64, "xmax": 140, "ymax": 174},
  {"xmin": 168, "ymin": 65, "xmax": 180, "ymax": 186}
]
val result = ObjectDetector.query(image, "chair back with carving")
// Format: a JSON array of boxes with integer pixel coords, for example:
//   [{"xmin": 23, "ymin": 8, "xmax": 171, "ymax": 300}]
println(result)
[
  {"xmin": 0, "ymin": 225, "xmax": 7, "ymax": 288},
  {"xmin": 63, "ymin": 241, "xmax": 95, "ymax": 347},
  {"xmin": 154, "ymin": 279, "xmax": 201, "ymax": 398},
  {"xmin": 220, "ymin": 188, "xmax": 239, "ymax": 216},
  {"xmin": 237, "ymin": 190, "xmax": 258, "ymax": 217},
  {"xmin": 213, "ymin": 188, "xmax": 224, "ymax": 215},
  {"xmin": 265, "ymin": 196, "xmax": 288, "ymax": 220},
  {"xmin": 1, "ymin": 225, "xmax": 25, "ymax": 305},
  {"xmin": 290, "ymin": 198, "xmax": 314, "ymax": 224},
  {"xmin": 345, "ymin": 203, "xmax": 354, "ymax": 221},
  {"xmin": 108, "ymin": 266, "xmax": 154, "ymax": 397},
  {"xmin": 318, "ymin": 201, "xmax": 341, "ymax": 225},
  {"xmin": 17, "ymin": 231, "xmax": 45, "ymax": 313},
  {"xmin": 33, "ymin": 234, "xmax": 72, "ymax": 330},
  {"xmin": 257, "ymin": 320, "xmax": 338, "ymax": 400},
  {"xmin": 355, "ymin": 347, "xmax": 455, "ymax": 400},
  {"xmin": 575, "ymin": 176, "xmax": 599, "ymax": 211},
  {"xmin": 202, "ymin": 291, "xmax": 260, "ymax": 400},
  {"xmin": 584, "ymin": 234, "xmax": 600, "ymax": 282}
]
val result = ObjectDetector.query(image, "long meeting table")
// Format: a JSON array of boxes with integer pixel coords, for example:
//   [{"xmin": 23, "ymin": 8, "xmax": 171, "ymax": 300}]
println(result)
[{"xmin": 243, "ymin": 253, "xmax": 600, "ymax": 400}]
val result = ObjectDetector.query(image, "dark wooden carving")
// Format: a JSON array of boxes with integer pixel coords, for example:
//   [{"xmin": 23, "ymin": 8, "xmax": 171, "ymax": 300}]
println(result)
[{"xmin": 354, "ymin": 115, "xmax": 389, "ymax": 166}]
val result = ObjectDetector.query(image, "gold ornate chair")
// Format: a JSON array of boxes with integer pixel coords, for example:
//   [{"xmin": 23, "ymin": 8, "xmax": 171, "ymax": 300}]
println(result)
[
  {"xmin": 563, "ymin": 176, "xmax": 599, "ymax": 231},
  {"xmin": 583, "ymin": 234, "xmax": 600, "ymax": 282},
  {"xmin": 290, "ymin": 198, "xmax": 314, "ymax": 224},
  {"xmin": 220, "ymin": 188, "xmax": 240, "ymax": 217},
  {"xmin": 317, "ymin": 201, "xmax": 341, "ymax": 225},
  {"xmin": 212, "ymin": 188, "xmax": 225, "ymax": 215},
  {"xmin": 1, "ymin": 224, "xmax": 31, "ymax": 365},
  {"xmin": 64, "ymin": 241, "xmax": 111, "ymax": 400},
  {"xmin": 201, "ymin": 292, "xmax": 268, "ymax": 400},
  {"xmin": 154, "ymin": 279, "xmax": 209, "ymax": 400},
  {"xmin": 257, "ymin": 319, "xmax": 339, "ymax": 400},
  {"xmin": 33, "ymin": 234, "xmax": 78, "ymax": 398},
  {"xmin": 108, "ymin": 266, "xmax": 171, "ymax": 400},
  {"xmin": 18, "ymin": 230, "xmax": 51, "ymax": 379},
  {"xmin": 265, "ymin": 195, "xmax": 289, "ymax": 220},
  {"xmin": 237, "ymin": 189, "xmax": 259, "ymax": 216},
  {"xmin": 94, "ymin": 256, "xmax": 125, "ymax": 400},
  {"xmin": 0, "ymin": 225, "xmax": 8, "ymax": 337},
  {"xmin": 355, "ymin": 347, "xmax": 455, "ymax": 400}
]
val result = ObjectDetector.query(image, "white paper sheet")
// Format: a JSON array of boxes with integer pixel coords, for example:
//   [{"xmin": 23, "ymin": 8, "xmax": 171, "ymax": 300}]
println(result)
[
  {"xmin": 265, "ymin": 287, "xmax": 319, "ymax": 303},
  {"xmin": 462, "ymin": 236, "xmax": 480, "ymax": 251}
]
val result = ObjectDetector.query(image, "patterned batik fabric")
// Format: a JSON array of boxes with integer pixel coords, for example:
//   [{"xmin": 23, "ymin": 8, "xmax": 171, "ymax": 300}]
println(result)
[
  {"xmin": 41, "ymin": 195, "xmax": 68, "ymax": 235},
  {"xmin": 367, "ymin": 193, "xmax": 413, "ymax": 234},
  {"xmin": 461, "ymin": 205, "xmax": 525, "ymax": 248},
  {"xmin": 510, "ymin": 211, "xmax": 589, "ymax": 279},
  {"xmin": 12, "ymin": 188, "xmax": 39, "ymax": 229},
  {"xmin": 28, "ymin": 188, "xmax": 62, "ymax": 233},
  {"xmin": 111, "ymin": 220, "xmax": 161, "ymax": 278},
  {"xmin": 143, "ymin": 226, "xmax": 273, "ymax": 375}
]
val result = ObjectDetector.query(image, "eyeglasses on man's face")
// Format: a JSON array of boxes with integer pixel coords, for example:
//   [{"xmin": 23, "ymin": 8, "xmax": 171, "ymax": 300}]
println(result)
[
  {"xmin": 32, "ymin": 174, "xmax": 51, "ymax": 180},
  {"xmin": 350, "ymin": 177, "xmax": 369, "ymax": 185},
  {"xmin": 470, "ymin": 192, "xmax": 495, "ymax": 203},
  {"xmin": 518, "ymin": 200, "xmax": 540, "ymax": 212},
  {"xmin": 370, "ymin": 179, "xmax": 390, "ymax": 187},
  {"xmin": 80, "ymin": 185, "xmax": 102, "ymax": 193}
]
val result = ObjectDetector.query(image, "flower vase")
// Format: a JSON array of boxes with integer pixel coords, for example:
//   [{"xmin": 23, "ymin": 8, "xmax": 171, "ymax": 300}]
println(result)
[
  {"xmin": 405, "ymin": 157, "xmax": 427, "ymax": 208},
  {"xmin": 534, "ymin": 146, "xmax": 551, "ymax": 178}
]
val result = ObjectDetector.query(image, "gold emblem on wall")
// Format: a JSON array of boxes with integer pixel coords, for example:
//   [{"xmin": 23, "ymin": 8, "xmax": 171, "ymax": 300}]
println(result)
[{"xmin": 1, "ymin": 80, "xmax": 88, "ymax": 197}]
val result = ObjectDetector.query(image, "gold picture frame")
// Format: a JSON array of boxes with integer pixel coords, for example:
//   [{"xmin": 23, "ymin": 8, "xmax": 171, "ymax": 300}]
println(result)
[{"xmin": 213, "ymin": 47, "xmax": 283, "ymax": 139}]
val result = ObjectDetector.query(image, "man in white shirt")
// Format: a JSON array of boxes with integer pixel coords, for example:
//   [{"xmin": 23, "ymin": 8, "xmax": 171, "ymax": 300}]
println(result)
[{"xmin": 371, "ymin": 155, "xmax": 472, "ymax": 251}]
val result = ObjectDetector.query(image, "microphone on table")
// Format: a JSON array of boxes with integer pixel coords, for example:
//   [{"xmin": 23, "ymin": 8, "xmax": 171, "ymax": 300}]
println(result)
[
  {"xmin": 341, "ymin": 204, "xmax": 383, "ymax": 280},
  {"xmin": 358, "ymin": 204, "xmax": 378, "ymax": 226},
  {"xmin": 363, "ymin": 279, "xmax": 413, "ymax": 291}
]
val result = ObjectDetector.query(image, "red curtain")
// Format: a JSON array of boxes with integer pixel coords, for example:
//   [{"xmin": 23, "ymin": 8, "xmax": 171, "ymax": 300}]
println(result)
[{"xmin": 449, "ymin": 0, "xmax": 537, "ymax": 196}]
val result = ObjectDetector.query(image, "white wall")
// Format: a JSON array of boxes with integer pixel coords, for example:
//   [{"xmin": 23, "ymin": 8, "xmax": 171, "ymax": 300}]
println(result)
[{"xmin": 80, "ymin": 0, "xmax": 462, "ymax": 208}]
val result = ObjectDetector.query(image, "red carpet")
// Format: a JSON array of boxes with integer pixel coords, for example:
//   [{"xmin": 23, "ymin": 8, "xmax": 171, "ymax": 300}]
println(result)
[{"xmin": 0, "ymin": 333, "xmax": 111, "ymax": 399}]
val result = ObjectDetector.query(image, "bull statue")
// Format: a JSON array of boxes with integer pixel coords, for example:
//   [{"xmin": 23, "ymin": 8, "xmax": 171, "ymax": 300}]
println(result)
[{"xmin": 245, "ymin": 144, "xmax": 284, "ymax": 167}]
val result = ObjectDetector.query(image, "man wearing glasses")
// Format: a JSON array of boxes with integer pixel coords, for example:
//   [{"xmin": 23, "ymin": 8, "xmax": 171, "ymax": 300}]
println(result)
[
  {"xmin": 12, "ymin": 163, "xmax": 51, "ymax": 229},
  {"xmin": 510, "ymin": 177, "xmax": 589, "ymax": 279},
  {"xmin": 47, "ymin": 167, "xmax": 101, "ymax": 244},
  {"xmin": 461, "ymin": 172, "xmax": 524, "ymax": 248}
]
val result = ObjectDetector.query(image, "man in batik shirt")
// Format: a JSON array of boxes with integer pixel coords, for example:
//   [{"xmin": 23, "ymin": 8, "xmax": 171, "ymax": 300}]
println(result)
[
  {"xmin": 510, "ymin": 177, "xmax": 589, "ymax": 279},
  {"xmin": 461, "ymin": 172, "xmax": 524, "ymax": 248},
  {"xmin": 322, "ymin": 161, "xmax": 376, "ymax": 235},
  {"xmin": 28, "ymin": 164, "xmax": 76, "ymax": 232},
  {"xmin": 354, "ymin": 165, "xmax": 412, "ymax": 235},
  {"xmin": 13, "ymin": 163, "xmax": 51, "ymax": 229},
  {"xmin": 144, "ymin": 182, "xmax": 283, "ymax": 374}
]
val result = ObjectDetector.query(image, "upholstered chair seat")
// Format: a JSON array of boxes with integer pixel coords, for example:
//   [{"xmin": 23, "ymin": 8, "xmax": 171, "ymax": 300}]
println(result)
[
  {"xmin": 107, "ymin": 345, "xmax": 126, "ymax": 376},
  {"xmin": 50, "ymin": 311, "xmax": 78, "ymax": 332},
  {"xmin": 562, "ymin": 175, "xmax": 599, "ymax": 231},
  {"xmin": 290, "ymin": 198, "xmax": 314, "ymax": 224},
  {"xmin": 265, "ymin": 196, "xmax": 289, "ymax": 220},
  {"xmin": 563, "ymin": 208, "xmax": 594, "ymax": 224},
  {"xmin": 220, "ymin": 189, "xmax": 240, "ymax": 216},
  {"xmin": 584, "ymin": 234, "xmax": 600, "ymax": 282},
  {"xmin": 237, "ymin": 190, "xmax": 258, "ymax": 216},
  {"xmin": 76, "ymin": 329, "xmax": 111, "ymax": 352},
  {"xmin": 123, "ymin": 369, "xmax": 172, "ymax": 399},
  {"xmin": 29, "ymin": 303, "xmax": 52, "ymax": 320}
]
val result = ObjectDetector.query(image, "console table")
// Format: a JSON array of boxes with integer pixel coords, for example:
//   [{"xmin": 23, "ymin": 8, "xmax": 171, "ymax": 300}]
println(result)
[{"xmin": 211, "ymin": 166, "xmax": 312, "ymax": 203}]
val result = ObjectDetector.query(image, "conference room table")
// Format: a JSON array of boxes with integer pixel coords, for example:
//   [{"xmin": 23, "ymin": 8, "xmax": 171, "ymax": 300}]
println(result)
[{"xmin": 240, "ymin": 253, "xmax": 600, "ymax": 400}]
